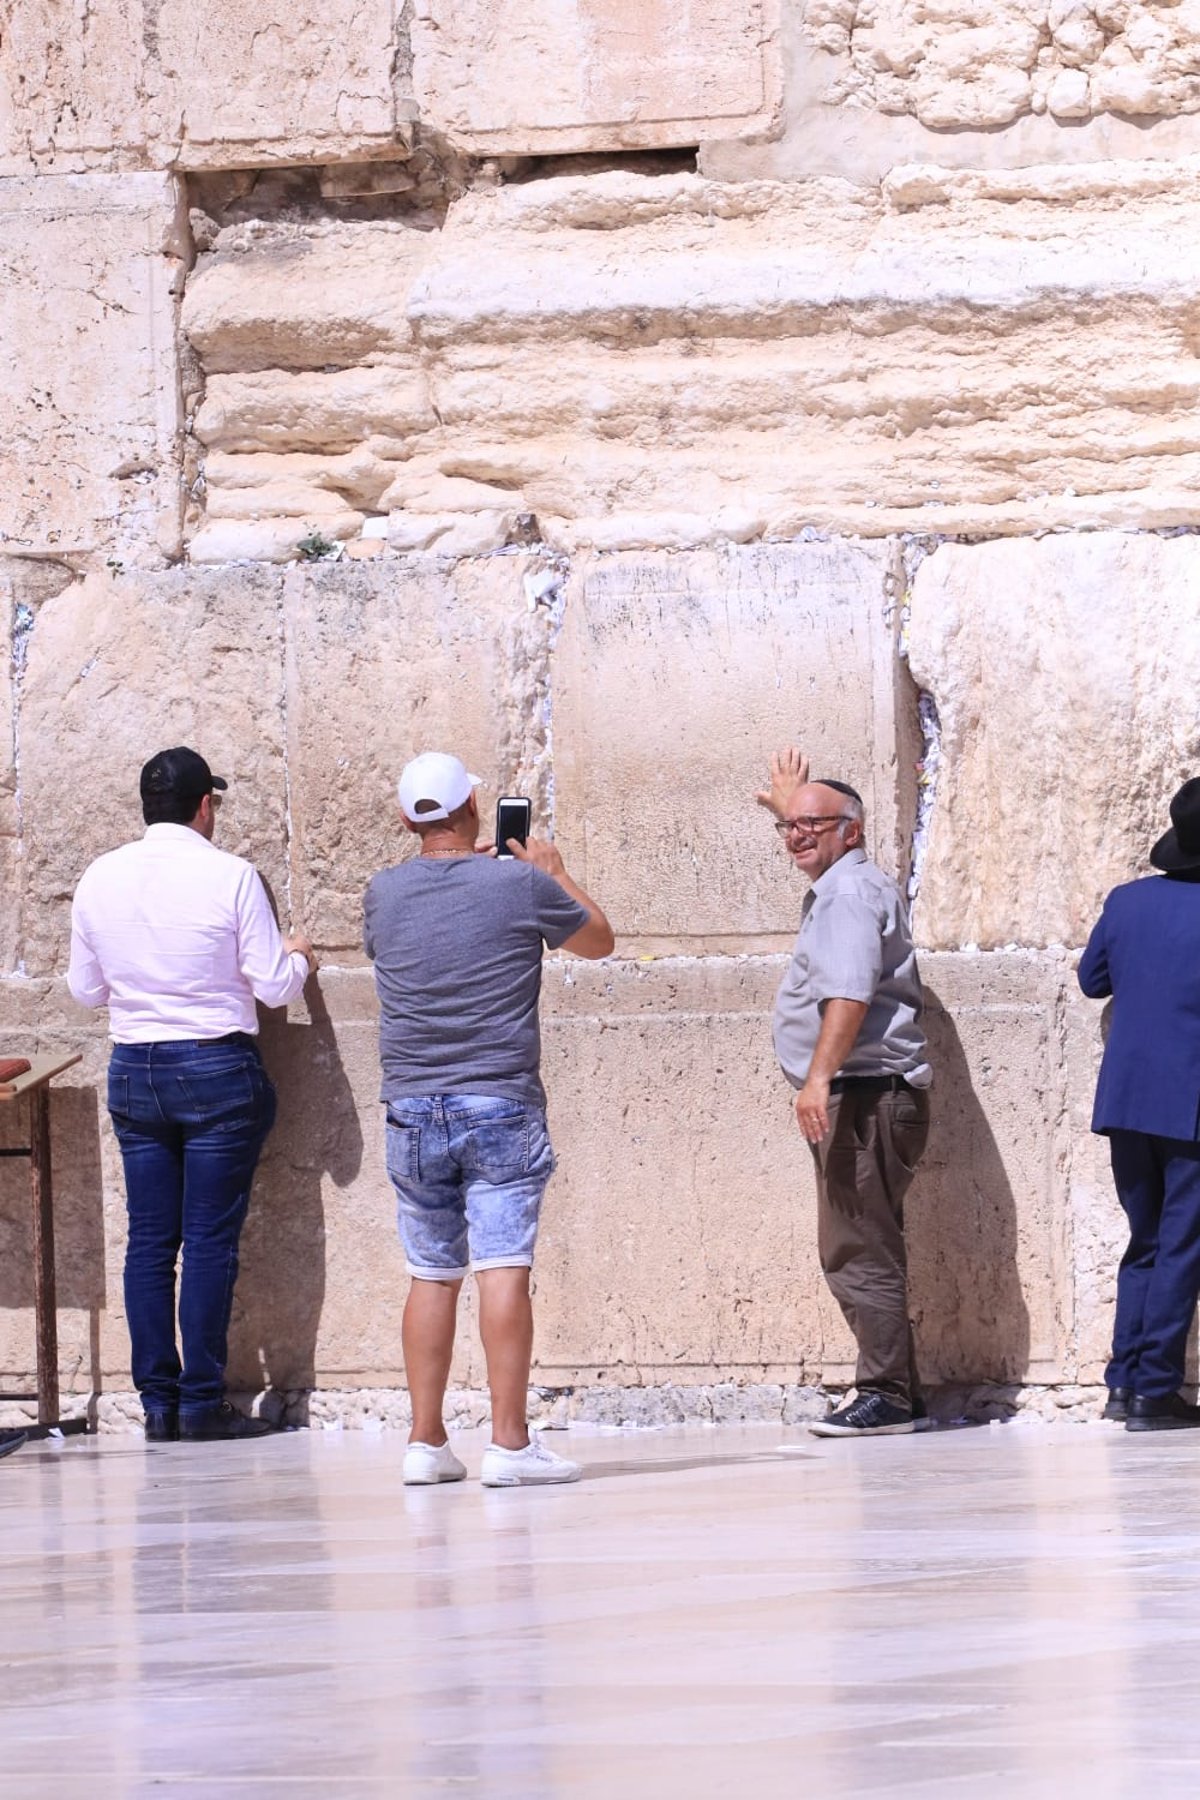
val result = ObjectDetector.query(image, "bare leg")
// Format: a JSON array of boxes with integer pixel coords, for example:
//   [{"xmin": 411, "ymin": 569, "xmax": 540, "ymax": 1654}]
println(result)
[
  {"xmin": 476, "ymin": 1267, "xmax": 533, "ymax": 1450},
  {"xmin": 402, "ymin": 1276, "xmax": 462, "ymax": 1446}
]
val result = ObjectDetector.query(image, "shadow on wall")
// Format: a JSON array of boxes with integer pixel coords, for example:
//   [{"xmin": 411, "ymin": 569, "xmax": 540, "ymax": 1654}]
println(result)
[
  {"xmin": 908, "ymin": 988, "xmax": 1031, "ymax": 1386},
  {"xmin": 0, "ymin": 1085, "xmax": 106, "ymax": 1399},
  {"xmin": 228, "ymin": 978, "xmax": 362, "ymax": 1400}
]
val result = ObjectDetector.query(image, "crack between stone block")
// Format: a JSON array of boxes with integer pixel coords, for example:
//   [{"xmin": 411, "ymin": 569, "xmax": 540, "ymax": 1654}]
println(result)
[
  {"xmin": 274, "ymin": 573, "xmax": 295, "ymax": 926},
  {"xmin": 10, "ymin": 601, "xmax": 34, "ymax": 977},
  {"xmin": 897, "ymin": 535, "xmax": 944, "ymax": 908}
]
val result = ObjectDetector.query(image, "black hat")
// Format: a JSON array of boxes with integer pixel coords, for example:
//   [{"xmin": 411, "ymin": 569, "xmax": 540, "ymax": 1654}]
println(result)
[
  {"xmin": 1151, "ymin": 777, "xmax": 1200, "ymax": 873},
  {"xmin": 139, "ymin": 747, "xmax": 228, "ymax": 801}
]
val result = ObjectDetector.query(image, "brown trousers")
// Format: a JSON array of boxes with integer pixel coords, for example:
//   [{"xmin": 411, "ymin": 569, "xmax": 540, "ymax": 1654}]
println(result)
[{"xmin": 810, "ymin": 1083, "xmax": 931, "ymax": 1407}]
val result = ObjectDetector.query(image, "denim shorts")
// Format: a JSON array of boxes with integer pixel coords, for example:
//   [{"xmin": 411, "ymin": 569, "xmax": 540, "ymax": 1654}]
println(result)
[{"xmin": 384, "ymin": 1094, "xmax": 555, "ymax": 1280}]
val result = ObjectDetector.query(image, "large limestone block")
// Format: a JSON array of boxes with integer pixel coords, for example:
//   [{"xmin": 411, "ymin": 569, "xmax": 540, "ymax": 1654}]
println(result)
[
  {"xmin": 906, "ymin": 533, "xmax": 1200, "ymax": 950},
  {"xmin": 20, "ymin": 569, "xmax": 290, "ymax": 978},
  {"xmin": 283, "ymin": 555, "xmax": 557, "ymax": 953},
  {"xmin": 0, "ymin": 173, "xmax": 186, "ymax": 564},
  {"xmin": 909, "ymin": 953, "xmax": 1071, "ymax": 1386},
  {"xmin": 553, "ymin": 543, "xmax": 914, "ymax": 950},
  {"xmin": 412, "ymin": 0, "xmax": 780, "ymax": 154},
  {"xmin": 535, "ymin": 951, "xmax": 1073, "ymax": 1387},
  {"xmin": 1064, "ymin": 983, "xmax": 1124, "ymax": 1384},
  {"xmin": 0, "ymin": 0, "xmax": 408, "ymax": 174},
  {"xmin": 0, "ymin": 950, "xmax": 1095, "ymax": 1398},
  {"xmin": 154, "ymin": 0, "xmax": 404, "ymax": 168},
  {"xmin": 229, "ymin": 972, "xmax": 420, "ymax": 1391},
  {"xmin": 184, "ymin": 226, "xmax": 431, "ymax": 375}
]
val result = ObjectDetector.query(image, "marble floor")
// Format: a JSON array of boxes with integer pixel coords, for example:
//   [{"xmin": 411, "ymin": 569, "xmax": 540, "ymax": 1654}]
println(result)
[{"xmin": 2, "ymin": 1419, "xmax": 1198, "ymax": 1798}]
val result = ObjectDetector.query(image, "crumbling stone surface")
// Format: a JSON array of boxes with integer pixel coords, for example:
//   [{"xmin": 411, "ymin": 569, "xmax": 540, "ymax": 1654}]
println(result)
[
  {"xmin": 181, "ymin": 167, "xmax": 1200, "ymax": 553},
  {"xmin": 803, "ymin": 1, "xmax": 1200, "ymax": 130}
]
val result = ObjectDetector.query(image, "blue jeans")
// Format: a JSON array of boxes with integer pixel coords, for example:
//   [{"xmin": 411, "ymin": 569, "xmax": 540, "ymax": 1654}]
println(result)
[
  {"xmin": 385, "ymin": 1095, "xmax": 554, "ymax": 1279},
  {"xmin": 108, "ymin": 1036, "xmax": 277, "ymax": 1416}
]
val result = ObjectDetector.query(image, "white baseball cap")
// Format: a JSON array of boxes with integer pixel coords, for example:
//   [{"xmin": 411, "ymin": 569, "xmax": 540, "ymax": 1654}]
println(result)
[{"xmin": 397, "ymin": 752, "xmax": 482, "ymax": 823}]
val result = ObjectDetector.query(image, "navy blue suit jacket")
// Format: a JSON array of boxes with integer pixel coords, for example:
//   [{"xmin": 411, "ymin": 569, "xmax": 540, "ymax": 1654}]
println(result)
[{"xmin": 1078, "ymin": 873, "xmax": 1200, "ymax": 1140}]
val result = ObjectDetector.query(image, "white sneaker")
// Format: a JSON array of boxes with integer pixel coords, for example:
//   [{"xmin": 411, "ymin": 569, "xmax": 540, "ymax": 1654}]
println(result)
[
  {"xmin": 403, "ymin": 1440, "xmax": 467, "ymax": 1485},
  {"xmin": 479, "ymin": 1436, "xmax": 582, "ymax": 1487}
]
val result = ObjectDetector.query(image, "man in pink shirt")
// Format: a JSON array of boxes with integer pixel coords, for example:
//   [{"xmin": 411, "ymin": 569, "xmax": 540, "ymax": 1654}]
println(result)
[{"xmin": 68, "ymin": 748, "xmax": 316, "ymax": 1442}]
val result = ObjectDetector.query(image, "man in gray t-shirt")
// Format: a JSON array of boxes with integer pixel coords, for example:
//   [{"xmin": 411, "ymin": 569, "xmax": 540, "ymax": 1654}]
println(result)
[
  {"xmin": 364, "ymin": 752, "xmax": 613, "ymax": 1490},
  {"xmin": 758, "ymin": 745, "xmax": 931, "ymax": 1441}
]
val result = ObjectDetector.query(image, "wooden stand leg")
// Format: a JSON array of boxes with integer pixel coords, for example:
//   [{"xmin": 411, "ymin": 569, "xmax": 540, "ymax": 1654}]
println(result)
[{"xmin": 28, "ymin": 1086, "xmax": 60, "ymax": 1426}]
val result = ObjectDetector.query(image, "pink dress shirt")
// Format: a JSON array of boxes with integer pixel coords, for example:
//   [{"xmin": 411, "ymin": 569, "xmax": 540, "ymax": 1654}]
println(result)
[{"xmin": 68, "ymin": 824, "xmax": 307, "ymax": 1043}]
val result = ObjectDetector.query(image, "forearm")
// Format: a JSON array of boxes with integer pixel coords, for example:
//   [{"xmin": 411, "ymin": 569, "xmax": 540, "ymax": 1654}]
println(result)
[
  {"xmin": 556, "ymin": 868, "xmax": 615, "ymax": 958},
  {"xmin": 807, "ymin": 999, "xmax": 870, "ymax": 1083}
]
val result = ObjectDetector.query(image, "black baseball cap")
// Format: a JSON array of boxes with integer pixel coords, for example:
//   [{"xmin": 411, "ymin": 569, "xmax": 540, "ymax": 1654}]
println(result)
[{"xmin": 139, "ymin": 747, "xmax": 228, "ymax": 800}]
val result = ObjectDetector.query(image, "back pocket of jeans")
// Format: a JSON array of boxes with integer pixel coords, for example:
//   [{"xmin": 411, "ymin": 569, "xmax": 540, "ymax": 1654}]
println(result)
[
  {"xmin": 386, "ymin": 1120, "xmax": 421, "ymax": 1184},
  {"xmin": 462, "ymin": 1117, "xmax": 530, "ymax": 1183}
]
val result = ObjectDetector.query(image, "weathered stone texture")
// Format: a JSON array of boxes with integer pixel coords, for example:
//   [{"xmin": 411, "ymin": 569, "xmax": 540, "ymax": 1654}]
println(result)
[
  {"xmin": 19, "ymin": 569, "xmax": 290, "ymax": 977},
  {"xmin": 0, "ymin": 173, "xmax": 186, "ymax": 565},
  {"xmin": 0, "ymin": 0, "xmax": 410, "ymax": 174},
  {"xmin": 283, "ymin": 555, "xmax": 556, "ymax": 952},
  {"xmin": 906, "ymin": 533, "xmax": 1200, "ymax": 951},
  {"xmin": 803, "ymin": 1, "xmax": 1200, "ymax": 129},
  {"xmin": 0, "ymin": 950, "xmax": 1109, "ymax": 1400},
  {"xmin": 182, "ymin": 170, "xmax": 1200, "ymax": 554},
  {"xmin": 411, "ymin": 0, "xmax": 781, "ymax": 153},
  {"xmin": 553, "ymin": 542, "xmax": 912, "ymax": 950}
]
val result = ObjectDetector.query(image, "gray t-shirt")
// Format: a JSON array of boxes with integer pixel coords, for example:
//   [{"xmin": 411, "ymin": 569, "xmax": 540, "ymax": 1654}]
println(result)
[
  {"xmin": 363, "ymin": 855, "xmax": 589, "ymax": 1107},
  {"xmin": 772, "ymin": 848, "xmax": 931, "ymax": 1089}
]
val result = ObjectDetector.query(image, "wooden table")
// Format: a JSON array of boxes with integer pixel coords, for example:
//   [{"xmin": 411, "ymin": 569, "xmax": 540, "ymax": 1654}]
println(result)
[{"xmin": 0, "ymin": 1053, "xmax": 89, "ymax": 1436}]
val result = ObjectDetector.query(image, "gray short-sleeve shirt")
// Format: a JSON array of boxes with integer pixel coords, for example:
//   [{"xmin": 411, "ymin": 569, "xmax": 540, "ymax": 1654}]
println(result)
[
  {"xmin": 772, "ymin": 848, "xmax": 931, "ymax": 1089},
  {"xmin": 364, "ymin": 856, "xmax": 588, "ymax": 1108}
]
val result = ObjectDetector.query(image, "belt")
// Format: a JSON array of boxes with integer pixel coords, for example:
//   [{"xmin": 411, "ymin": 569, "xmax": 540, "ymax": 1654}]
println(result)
[{"xmin": 828, "ymin": 1074, "xmax": 910, "ymax": 1094}]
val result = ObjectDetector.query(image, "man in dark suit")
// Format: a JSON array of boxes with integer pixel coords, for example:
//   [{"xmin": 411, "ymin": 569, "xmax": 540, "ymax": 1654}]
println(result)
[{"xmin": 1079, "ymin": 777, "xmax": 1200, "ymax": 1432}]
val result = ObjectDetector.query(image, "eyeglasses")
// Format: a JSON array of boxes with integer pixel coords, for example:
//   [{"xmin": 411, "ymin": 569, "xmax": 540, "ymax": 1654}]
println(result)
[{"xmin": 773, "ymin": 814, "xmax": 851, "ymax": 838}]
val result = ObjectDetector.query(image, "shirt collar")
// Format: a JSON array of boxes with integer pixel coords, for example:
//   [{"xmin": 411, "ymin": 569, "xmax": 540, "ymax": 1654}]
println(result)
[
  {"xmin": 811, "ymin": 845, "xmax": 869, "ymax": 897},
  {"xmin": 143, "ymin": 823, "xmax": 214, "ymax": 848}
]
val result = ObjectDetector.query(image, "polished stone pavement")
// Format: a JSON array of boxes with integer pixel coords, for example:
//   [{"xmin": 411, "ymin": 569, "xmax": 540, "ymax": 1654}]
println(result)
[{"xmin": 2, "ymin": 1420, "xmax": 1198, "ymax": 1798}]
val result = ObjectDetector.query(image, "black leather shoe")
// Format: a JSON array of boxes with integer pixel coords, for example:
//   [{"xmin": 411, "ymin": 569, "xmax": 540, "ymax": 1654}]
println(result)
[
  {"xmin": 1126, "ymin": 1391, "xmax": 1200, "ymax": 1431},
  {"xmin": 1103, "ymin": 1387, "xmax": 1131, "ymax": 1422},
  {"xmin": 144, "ymin": 1410, "xmax": 179, "ymax": 1442},
  {"xmin": 179, "ymin": 1401, "xmax": 279, "ymax": 1441},
  {"xmin": 0, "ymin": 1428, "xmax": 27, "ymax": 1461}
]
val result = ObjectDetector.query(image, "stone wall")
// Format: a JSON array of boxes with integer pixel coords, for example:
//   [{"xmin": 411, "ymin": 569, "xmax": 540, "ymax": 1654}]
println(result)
[{"xmin": 1, "ymin": 0, "xmax": 1194, "ymax": 1422}]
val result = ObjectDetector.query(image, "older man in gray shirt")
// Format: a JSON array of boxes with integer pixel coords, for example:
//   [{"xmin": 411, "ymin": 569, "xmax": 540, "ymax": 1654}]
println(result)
[{"xmin": 758, "ymin": 747, "xmax": 931, "ymax": 1438}]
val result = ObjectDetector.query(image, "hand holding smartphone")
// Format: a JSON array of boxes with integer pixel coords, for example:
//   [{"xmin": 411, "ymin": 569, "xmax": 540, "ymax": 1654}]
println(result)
[{"xmin": 495, "ymin": 796, "xmax": 532, "ymax": 858}]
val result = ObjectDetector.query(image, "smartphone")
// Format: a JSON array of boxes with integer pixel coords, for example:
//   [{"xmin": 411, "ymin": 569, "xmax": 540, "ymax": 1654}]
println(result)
[{"xmin": 495, "ymin": 796, "xmax": 532, "ymax": 858}]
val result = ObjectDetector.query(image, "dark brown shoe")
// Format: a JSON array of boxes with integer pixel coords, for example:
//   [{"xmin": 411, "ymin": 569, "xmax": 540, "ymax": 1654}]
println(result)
[
  {"xmin": 1102, "ymin": 1387, "xmax": 1131, "ymax": 1422},
  {"xmin": 179, "ymin": 1402, "xmax": 279, "ymax": 1441},
  {"xmin": 144, "ymin": 1410, "xmax": 179, "ymax": 1442}
]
